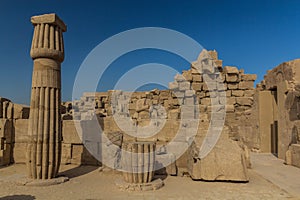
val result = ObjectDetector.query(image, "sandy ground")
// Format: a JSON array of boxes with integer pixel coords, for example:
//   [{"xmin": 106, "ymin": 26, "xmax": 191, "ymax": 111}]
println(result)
[{"xmin": 0, "ymin": 163, "xmax": 295, "ymax": 200}]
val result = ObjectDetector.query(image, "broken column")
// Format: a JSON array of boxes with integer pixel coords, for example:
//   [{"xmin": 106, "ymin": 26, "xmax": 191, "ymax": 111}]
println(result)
[
  {"xmin": 118, "ymin": 141, "xmax": 163, "ymax": 191},
  {"xmin": 122, "ymin": 141, "xmax": 155, "ymax": 183},
  {"xmin": 26, "ymin": 14, "xmax": 67, "ymax": 180}
]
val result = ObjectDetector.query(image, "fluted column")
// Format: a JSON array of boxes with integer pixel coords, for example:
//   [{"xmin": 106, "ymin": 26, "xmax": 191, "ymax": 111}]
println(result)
[
  {"xmin": 26, "ymin": 13, "xmax": 66, "ymax": 179},
  {"xmin": 122, "ymin": 142, "xmax": 156, "ymax": 183}
]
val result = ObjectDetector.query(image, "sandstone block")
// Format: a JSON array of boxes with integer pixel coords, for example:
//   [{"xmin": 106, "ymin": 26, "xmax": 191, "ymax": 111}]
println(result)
[
  {"xmin": 201, "ymin": 98, "xmax": 211, "ymax": 105},
  {"xmin": 232, "ymin": 90, "xmax": 244, "ymax": 97},
  {"xmin": 207, "ymin": 105, "xmax": 225, "ymax": 113},
  {"xmin": 185, "ymin": 90, "xmax": 195, "ymax": 97},
  {"xmin": 241, "ymin": 74, "xmax": 257, "ymax": 81},
  {"xmin": 226, "ymin": 90, "xmax": 231, "ymax": 97},
  {"xmin": 226, "ymin": 105, "xmax": 235, "ymax": 113},
  {"xmin": 244, "ymin": 89, "xmax": 255, "ymax": 97},
  {"xmin": 236, "ymin": 97, "xmax": 253, "ymax": 106},
  {"xmin": 184, "ymin": 97, "xmax": 195, "ymax": 105},
  {"xmin": 227, "ymin": 97, "xmax": 236, "ymax": 105},
  {"xmin": 215, "ymin": 60, "xmax": 223, "ymax": 68},
  {"xmin": 62, "ymin": 120, "xmax": 82, "ymax": 144},
  {"xmin": 287, "ymin": 144, "xmax": 300, "ymax": 168},
  {"xmin": 203, "ymin": 82, "xmax": 217, "ymax": 91},
  {"xmin": 224, "ymin": 66, "xmax": 239, "ymax": 74},
  {"xmin": 181, "ymin": 108, "xmax": 195, "ymax": 119},
  {"xmin": 225, "ymin": 74, "xmax": 239, "ymax": 82},
  {"xmin": 227, "ymin": 83, "xmax": 238, "ymax": 90},
  {"xmin": 12, "ymin": 142, "xmax": 27, "ymax": 164},
  {"xmin": 179, "ymin": 82, "xmax": 190, "ymax": 91},
  {"xmin": 136, "ymin": 99, "xmax": 146, "ymax": 111},
  {"xmin": 192, "ymin": 82, "xmax": 202, "ymax": 91},
  {"xmin": 61, "ymin": 143, "xmax": 72, "ymax": 164},
  {"xmin": 197, "ymin": 91, "xmax": 205, "ymax": 99},
  {"xmin": 238, "ymin": 81, "xmax": 254, "ymax": 90},
  {"xmin": 208, "ymin": 50, "xmax": 218, "ymax": 60},
  {"xmin": 14, "ymin": 119, "xmax": 29, "ymax": 143},
  {"xmin": 174, "ymin": 74, "xmax": 185, "ymax": 82},
  {"xmin": 192, "ymin": 74, "xmax": 202, "ymax": 82},
  {"xmin": 71, "ymin": 144, "xmax": 84, "ymax": 165},
  {"xmin": 187, "ymin": 136, "xmax": 249, "ymax": 181},
  {"xmin": 139, "ymin": 111, "xmax": 150, "ymax": 119},
  {"xmin": 182, "ymin": 70, "xmax": 193, "ymax": 81},
  {"xmin": 169, "ymin": 82, "xmax": 178, "ymax": 90},
  {"xmin": 13, "ymin": 104, "xmax": 30, "ymax": 119},
  {"xmin": 199, "ymin": 105, "xmax": 207, "ymax": 112},
  {"xmin": 168, "ymin": 109, "xmax": 180, "ymax": 120},
  {"xmin": 160, "ymin": 90, "xmax": 170, "ymax": 100}
]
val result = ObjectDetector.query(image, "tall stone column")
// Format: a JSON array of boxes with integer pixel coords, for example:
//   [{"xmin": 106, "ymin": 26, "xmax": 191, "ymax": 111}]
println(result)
[{"xmin": 26, "ymin": 14, "xmax": 66, "ymax": 180}]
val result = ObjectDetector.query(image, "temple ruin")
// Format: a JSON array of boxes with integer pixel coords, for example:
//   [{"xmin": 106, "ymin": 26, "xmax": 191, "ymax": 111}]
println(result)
[{"xmin": 0, "ymin": 13, "xmax": 300, "ymax": 195}]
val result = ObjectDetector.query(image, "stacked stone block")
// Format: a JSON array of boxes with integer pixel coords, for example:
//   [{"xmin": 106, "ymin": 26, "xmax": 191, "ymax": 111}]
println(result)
[{"xmin": 0, "ymin": 97, "xmax": 29, "ymax": 165}]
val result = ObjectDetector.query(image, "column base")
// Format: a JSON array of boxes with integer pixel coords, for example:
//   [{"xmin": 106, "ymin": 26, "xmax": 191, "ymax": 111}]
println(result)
[
  {"xmin": 17, "ymin": 176, "xmax": 69, "ymax": 186},
  {"xmin": 115, "ymin": 178, "xmax": 164, "ymax": 191}
]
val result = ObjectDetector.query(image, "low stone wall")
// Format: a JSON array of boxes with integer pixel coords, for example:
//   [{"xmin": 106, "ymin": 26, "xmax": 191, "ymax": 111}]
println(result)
[{"xmin": 0, "ymin": 97, "xmax": 29, "ymax": 166}]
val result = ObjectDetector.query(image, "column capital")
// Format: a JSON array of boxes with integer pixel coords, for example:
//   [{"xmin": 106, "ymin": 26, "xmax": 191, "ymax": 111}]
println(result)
[
  {"xmin": 31, "ymin": 13, "xmax": 67, "ymax": 32},
  {"xmin": 30, "ymin": 13, "xmax": 67, "ymax": 62}
]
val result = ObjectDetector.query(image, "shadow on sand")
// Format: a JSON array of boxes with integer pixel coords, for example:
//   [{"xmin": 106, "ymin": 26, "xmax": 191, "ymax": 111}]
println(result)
[
  {"xmin": 0, "ymin": 195, "xmax": 35, "ymax": 200},
  {"xmin": 59, "ymin": 165, "xmax": 99, "ymax": 179}
]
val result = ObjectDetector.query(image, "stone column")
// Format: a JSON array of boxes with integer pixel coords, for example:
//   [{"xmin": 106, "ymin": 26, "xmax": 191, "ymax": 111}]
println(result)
[
  {"xmin": 26, "ymin": 14, "xmax": 66, "ymax": 180},
  {"xmin": 122, "ymin": 142, "xmax": 156, "ymax": 183}
]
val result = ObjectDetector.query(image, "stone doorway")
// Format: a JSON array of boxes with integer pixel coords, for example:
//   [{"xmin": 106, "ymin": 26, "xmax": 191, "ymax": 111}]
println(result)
[{"xmin": 270, "ymin": 90, "xmax": 278, "ymax": 157}]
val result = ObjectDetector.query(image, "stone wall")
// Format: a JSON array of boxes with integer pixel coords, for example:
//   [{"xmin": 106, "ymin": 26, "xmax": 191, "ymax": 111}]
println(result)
[
  {"xmin": 256, "ymin": 59, "xmax": 300, "ymax": 167},
  {"xmin": 9, "ymin": 49, "xmax": 256, "ymax": 180},
  {"xmin": 0, "ymin": 97, "xmax": 29, "ymax": 165},
  {"xmin": 55, "ymin": 50, "xmax": 254, "ymax": 180}
]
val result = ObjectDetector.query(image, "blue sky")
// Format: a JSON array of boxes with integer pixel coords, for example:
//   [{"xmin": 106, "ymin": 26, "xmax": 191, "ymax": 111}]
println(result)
[{"xmin": 0, "ymin": 0, "xmax": 299, "ymax": 104}]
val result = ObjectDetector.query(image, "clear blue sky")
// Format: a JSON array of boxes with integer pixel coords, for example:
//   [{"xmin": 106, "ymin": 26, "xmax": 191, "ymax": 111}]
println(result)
[{"xmin": 0, "ymin": 0, "xmax": 300, "ymax": 105}]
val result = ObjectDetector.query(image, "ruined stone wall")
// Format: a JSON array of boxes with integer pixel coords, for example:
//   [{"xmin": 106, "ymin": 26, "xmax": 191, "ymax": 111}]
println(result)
[
  {"xmin": 0, "ymin": 97, "xmax": 29, "ymax": 165},
  {"xmin": 7, "ymin": 50, "xmax": 255, "ymax": 181},
  {"xmin": 56, "ymin": 50, "xmax": 255, "ymax": 173},
  {"xmin": 257, "ymin": 59, "xmax": 300, "ymax": 165}
]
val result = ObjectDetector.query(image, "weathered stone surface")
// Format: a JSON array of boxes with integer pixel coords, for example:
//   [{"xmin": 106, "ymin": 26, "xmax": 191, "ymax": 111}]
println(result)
[
  {"xmin": 62, "ymin": 120, "xmax": 82, "ymax": 144},
  {"xmin": 225, "ymin": 74, "xmax": 239, "ymax": 82},
  {"xmin": 179, "ymin": 82, "xmax": 190, "ymax": 91},
  {"xmin": 192, "ymin": 82, "xmax": 202, "ymax": 91},
  {"xmin": 208, "ymin": 50, "xmax": 218, "ymax": 60},
  {"xmin": 61, "ymin": 143, "xmax": 71, "ymax": 164},
  {"xmin": 13, "ymin": 143, "xmax": 27, "ymax": 164},
  {"xmin": 232, "ymin": 90, "xmax": 244, "ymax": 97},
  {"xmin": 236, "ymin": 97, "xmax": 253, "ymax": 106},
  {"xmin": 224, "ymin": 66, "xmax": 239, "ymax": 74},
  {"xmin": 182, "ymin": 70, "xmax": 193, "ymax": 81},
  {"xmin": 174, "ymin": 74, "xmax": 185, "ymax": 82},
  {"xmin": 13, "ymin": 104, "xmax": 30, "ymax": 119},
  {"xmin": 241, "ymin": 74, "xmax": 257, "ymax": 81},
  {"xmin": 14, "ymin": 119, "xmax": 29, "ymax": 143},
  {"xmin": 168, "ymin": 81, "xmax": 178, "ymax": 90},
  {"xmin": 227, "ymin": 83, "xmax": 238, "ymax": 90},
  {"xmin": 238, "ymin": 81, "xmax": 254, "ymax": 90},
  {"xmin": 244, "ymin": 89, "xmax": 255, "ymax": 97},
  {"xmin": 187, "ymin": 133, "xmax": 249, "ymax": 182},
  {"xmin": 287, "ymin": 144, "xmax": 300, "ymax": 168},
  {"xmin": 226, "ymin": 105, "xmax": 235, "ymax": 113},
  {"xmin": 192, "ymin": 74, "xmax": 202, "ymax": 82}
]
